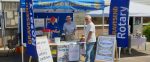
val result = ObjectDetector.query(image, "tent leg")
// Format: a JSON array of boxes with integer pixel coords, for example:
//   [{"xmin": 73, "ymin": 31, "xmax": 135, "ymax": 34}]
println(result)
[
  {"xmin": 20, "ymin": 8, "xmax": 24, "ymax": 62},
  {"xmin": 119, "ymin": 47, "xmax": 121, "ymax": 60},
  {"xmin": 1, "ymin": 11, "xmax": 6, "ymax": 50},
  {"xmin": 102, "ymin": 9, "xmax": 105, "ymax": 35}
]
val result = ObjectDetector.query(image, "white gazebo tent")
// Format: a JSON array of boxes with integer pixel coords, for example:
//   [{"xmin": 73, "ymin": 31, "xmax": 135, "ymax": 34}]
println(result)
[
  {"xmin": 87, "ymin": 2, "xmax": 150, "ymax": 34},
  {"xmin": 87, "ymin": 2, "xmax": 150, "ymax": 17}
]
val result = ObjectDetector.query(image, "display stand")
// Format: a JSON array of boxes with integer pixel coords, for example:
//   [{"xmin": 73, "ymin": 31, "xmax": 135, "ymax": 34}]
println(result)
[
  {"xmin": 95, "ymin": 45, "xmax": 119, "ymax": 62},
  {"xmin": 20, "ymin": 8, "xmax": 24, "ymax": 62},
  {"xmin": 115, "ymin": 45, "xmax": 119, "ymax": 62},
  {"xmin": 95, "ymin": 36, "xmax": 118, "ymax": 62},
  {"xmin": 29, "ymin": 56, "xmax": 32, "ymax": 62},
  {"xmin": 118, "ymin": 47, "xmax": 121, "ymax": 60}
]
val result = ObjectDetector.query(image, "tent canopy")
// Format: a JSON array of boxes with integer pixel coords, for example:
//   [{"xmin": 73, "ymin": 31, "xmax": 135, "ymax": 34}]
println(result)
[
  {"xmin": 87, "ymin": 2, "xmax": 150, "ymax": 17},
  {"xmin": 20, "ymin": 0, "xmax": 105, "ymax": 10}
]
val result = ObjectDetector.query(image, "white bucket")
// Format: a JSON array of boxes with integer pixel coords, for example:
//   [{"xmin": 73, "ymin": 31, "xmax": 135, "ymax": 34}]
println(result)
[{"xmin": 54, "ymin": 37, "xmax": 60, "ymax": 43}]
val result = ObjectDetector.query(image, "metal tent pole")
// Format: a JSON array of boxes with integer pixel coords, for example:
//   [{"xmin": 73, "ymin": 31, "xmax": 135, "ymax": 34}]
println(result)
[
  {"xmin": 1, "ymin": 10, "xmax": 6, "ymax": 50},
  {"xmin": 141, "ymin": 17, "xmax": 146, "ymax": 51},
  {"xmin": 133, "ymin": 17, "xmax": 135, "ymax": 34},
  {"xmin": 20, "ymin": 8, "xmax": 24, "ymax": 62},
  {"xmin": 102, "ymin": 9, "xmax": 105, "ymax": 35},
  {"xmin": 0, "ymin": 0, "xmax": 6, "ymax": 51}
]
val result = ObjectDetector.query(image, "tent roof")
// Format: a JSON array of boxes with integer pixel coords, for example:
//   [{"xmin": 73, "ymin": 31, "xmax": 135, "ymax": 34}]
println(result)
[
  {"xmin": 87, "ymin": 2, "xmax": 150, "ymax": 17},
  {"xmin": 20, "ymin": 0, "xmax": 105, "ymax": 11}
]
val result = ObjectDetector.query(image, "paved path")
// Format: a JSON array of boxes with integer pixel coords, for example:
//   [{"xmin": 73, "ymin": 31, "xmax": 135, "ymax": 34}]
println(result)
[
  {"xmin": 81, "ymin": 42, "xmax": 150, "ymax": 62},
  {"xmin": 0, "ymin": 42, "xmax": 149, "ymax": 62},
  {"xmin": 120, "ymin": 56, "xmax": 150, "ymax": 62},
  {"xmin": 119, "ymin": 42, "xmax": 150, "ymax": 62}
]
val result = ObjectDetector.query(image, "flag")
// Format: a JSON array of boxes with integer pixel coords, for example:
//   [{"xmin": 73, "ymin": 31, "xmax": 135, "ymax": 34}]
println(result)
[
  {"xmin": 109, "ymin": 0, "xmax": 130, "ymax": 48},
  {"xmin": 25, "ymin": 0, "xmax": 37, "ymax": 57}
]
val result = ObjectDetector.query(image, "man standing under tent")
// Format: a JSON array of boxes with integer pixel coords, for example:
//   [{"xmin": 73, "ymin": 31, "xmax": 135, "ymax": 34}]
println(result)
[
  {"xmin": 63, "ymin": 16, "xmax": 76, "ymax": 41},
  {"xmin": 47, "ymin": 16, "xmax": 60, "ymax": 39},
  {"xmin": 84, "ymin": 15, "xmax": 96, "ymax": 62}
]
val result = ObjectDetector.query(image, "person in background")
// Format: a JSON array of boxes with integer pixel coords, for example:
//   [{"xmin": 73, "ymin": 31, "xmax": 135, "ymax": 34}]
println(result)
[
  {"xmin": 47, "ymin": 16, "xmax": 60, "ymax": 39},
  {"xmin": 80, "ymin": 34, "xmax": 86, "ymax": 56},
  {"xmin": 84, "ymin": 15, "xmax": 96, "ymax": 62},
  {"xmin": 63, "ymin": 16, "xmax": 76, "ymax": 41}
]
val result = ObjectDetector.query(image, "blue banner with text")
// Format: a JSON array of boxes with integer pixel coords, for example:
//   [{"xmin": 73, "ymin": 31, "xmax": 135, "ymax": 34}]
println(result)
[
  {"xmin": 25, "ymin": 0, "xmax": 37, "ymax": 57},
  {"xmin": 109, "ymin": 0, "xmax": 130, "ymax": 48}
]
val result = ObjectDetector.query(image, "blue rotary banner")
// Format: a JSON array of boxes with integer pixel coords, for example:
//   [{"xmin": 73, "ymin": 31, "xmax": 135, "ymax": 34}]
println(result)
[
  {"xmin": 109, "ymin": 0, "xmax": 130, "ymax": 48},
  {"xmin": 108, "ymin": 0, "xmax": 118, "ymax": 35},
  {"xmin": 25, "ymin": 0, "xmax": 37, "ymax": 57}
]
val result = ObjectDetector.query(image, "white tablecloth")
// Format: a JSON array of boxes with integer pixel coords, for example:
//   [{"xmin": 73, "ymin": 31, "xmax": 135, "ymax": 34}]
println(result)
[{"xmin": 131, "ymin": 37, "xmax": 146, "ymax": 47}]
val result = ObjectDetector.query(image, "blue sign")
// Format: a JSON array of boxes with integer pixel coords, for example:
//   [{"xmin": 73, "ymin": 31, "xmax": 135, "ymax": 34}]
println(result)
[
  {"xmin": 109, "ymin": 0, "xmax": 130, "ymax": 48},
  {"xmin": 23, "ymin": 13, "xmax": 73, "ymax": 44},
  {"xmin": 108, "ymin": 0, "xmax": 118, "ymax": 35},
  {"xmin": 25, "ymin": 0, "xmax": 37, "ymax": 57}
]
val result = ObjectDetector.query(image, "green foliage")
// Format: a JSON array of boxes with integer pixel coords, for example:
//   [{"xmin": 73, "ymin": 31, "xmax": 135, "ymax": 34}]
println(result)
[{"xmin": 143, "ymin": 25, "xmax": 150, "ymax": 42}]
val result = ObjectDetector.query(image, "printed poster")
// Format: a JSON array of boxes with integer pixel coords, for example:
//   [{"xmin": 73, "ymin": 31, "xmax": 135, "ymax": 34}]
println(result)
[
  {"xmin": 36, "ymin": 36, "xmax": 53, "ymax": 62},
  {"xmin": 69, "ymin": 44, "xmax": 80, "ymax": 61},
  {"xmin": 34, "ymin": 18, "xmax": 45, "ymax": 28},
  {"xmin": 95, "ymin": 36, "xmax": 116, "ymax": 62},
  {"xmin": 57, "ymin": 45, "xmax": 69, "ymax": 62}
]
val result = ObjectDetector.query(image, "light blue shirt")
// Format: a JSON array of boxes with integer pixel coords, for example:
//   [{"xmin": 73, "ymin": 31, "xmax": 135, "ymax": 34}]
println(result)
[{"xmin": 63, "ymin": 22, "xmax": 76, "ymax": 35}]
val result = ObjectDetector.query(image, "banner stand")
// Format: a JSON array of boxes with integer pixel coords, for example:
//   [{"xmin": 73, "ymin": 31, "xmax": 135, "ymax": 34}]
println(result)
[
  {"xmin": 102, "ymin": 9, "xmax": 105, "ymax": 35},
  {"xmin": 21, "ymin": 46, "xmax": 24, "ymax": 62},
  {"xmin": 118, "ymin": 47, "xmax": 121, "ymax": 60},
  {"xmin": 95, "ymin": 36, "xmax": 118, "ymax": 62},
  {"xmin": 115, "ymin": 43, "xmax": 119, "ymax": 62},
  {"xmin": 29, "ymin": 56, "xmax": 32, "ymax": 62},
  {"xmin": 20, "ymin": 8, "xmax": 24, "ymax": 62}
]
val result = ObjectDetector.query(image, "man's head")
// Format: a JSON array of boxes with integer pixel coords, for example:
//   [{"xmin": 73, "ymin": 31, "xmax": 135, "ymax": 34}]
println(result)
[
  {"xmin": 85, "ymin": 15, "xmax": 92, "ymax": 24},
  {"xmin": 66, "ymin": 16, "xmax": 72, "ymax": 22}
]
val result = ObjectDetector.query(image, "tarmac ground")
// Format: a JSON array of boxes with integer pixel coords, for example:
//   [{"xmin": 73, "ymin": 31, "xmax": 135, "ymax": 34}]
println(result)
[{"xmin": 0, "ymin": 42, "xmax": 149, "ymax": 62}]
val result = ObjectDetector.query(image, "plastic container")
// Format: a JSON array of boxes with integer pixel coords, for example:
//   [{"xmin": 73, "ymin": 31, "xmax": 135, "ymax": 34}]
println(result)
[{"xmin": 54, "ymin": 37, "xmax": 60, "ymax": 43}]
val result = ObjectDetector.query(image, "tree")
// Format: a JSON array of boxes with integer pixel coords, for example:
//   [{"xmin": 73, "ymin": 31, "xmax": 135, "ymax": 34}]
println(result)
[{"xmin": 143, "ymin": 24, "xmax": 150, "ymax": 42}]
